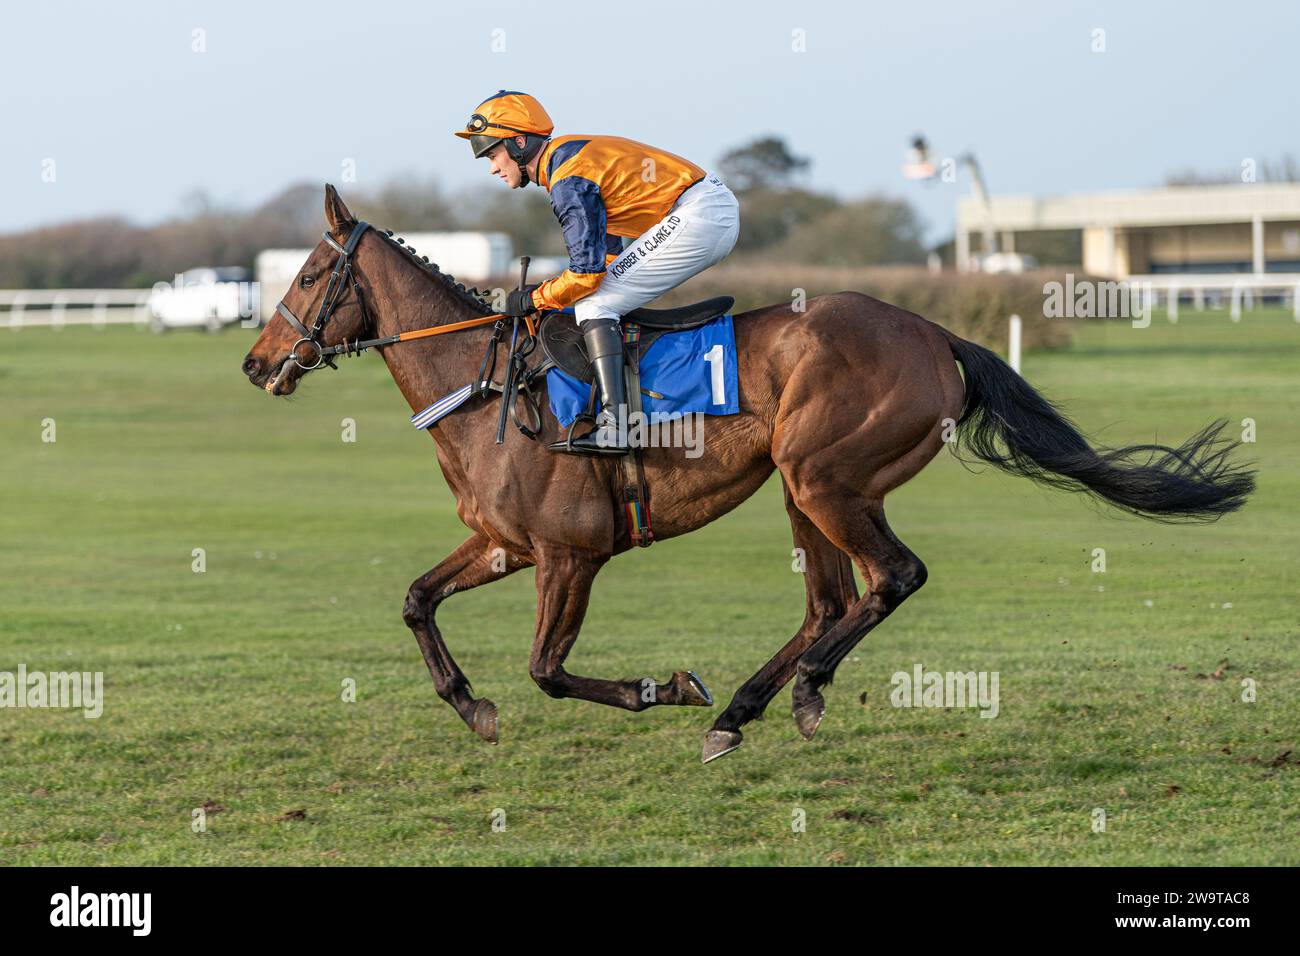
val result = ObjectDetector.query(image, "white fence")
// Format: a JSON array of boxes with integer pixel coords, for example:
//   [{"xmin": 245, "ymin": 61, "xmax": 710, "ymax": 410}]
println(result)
[
  {"xmin": 1125, "ymin": 273, "xmax": 1300, "ymax": 321},
  {"xmin": 0, "ymin": 289, "xmax": 153, "ymax": 328},
  {"xmin": 1006, "ymin": 273, "xmax": 1300, "ymax": 373}
]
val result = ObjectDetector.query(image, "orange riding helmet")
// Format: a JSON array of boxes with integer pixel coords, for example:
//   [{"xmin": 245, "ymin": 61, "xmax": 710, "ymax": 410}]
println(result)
[{"xmin": 454, "ymin": 90, "xmax": 554, "ymax": 161}]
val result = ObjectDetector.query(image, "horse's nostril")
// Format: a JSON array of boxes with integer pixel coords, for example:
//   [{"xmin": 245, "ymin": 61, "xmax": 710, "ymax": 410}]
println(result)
[{"xmin": 242, "ymin": 356, "xmax": 260, "ymax": 376}]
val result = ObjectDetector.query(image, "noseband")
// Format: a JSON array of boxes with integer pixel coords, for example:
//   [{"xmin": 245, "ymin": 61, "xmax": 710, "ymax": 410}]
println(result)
[{"xmin": 276, "ymin": 220, "xmax": 373, "ymax": 371}]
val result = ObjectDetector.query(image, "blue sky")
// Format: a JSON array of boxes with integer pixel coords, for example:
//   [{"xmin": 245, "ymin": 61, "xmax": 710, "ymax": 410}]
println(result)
[{"xmin": 2, "ymin": 0, "xmax": 1295, "ymax": 241}]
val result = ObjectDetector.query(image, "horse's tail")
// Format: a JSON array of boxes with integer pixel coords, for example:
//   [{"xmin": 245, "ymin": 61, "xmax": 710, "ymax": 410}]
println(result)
[{"xmin": 940, "ymin": 328, "xmax": 1255, "ymax": 522}]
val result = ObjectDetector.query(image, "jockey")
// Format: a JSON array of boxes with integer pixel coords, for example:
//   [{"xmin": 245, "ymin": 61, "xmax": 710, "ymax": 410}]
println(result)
[{"xmin": 455, "ymin": 90, "xmax": 740, "ymax": 455}]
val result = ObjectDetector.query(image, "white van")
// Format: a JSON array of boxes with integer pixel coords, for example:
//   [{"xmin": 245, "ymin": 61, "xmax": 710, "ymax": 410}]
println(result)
[{"xmin": 148, "ymin": 267, "xmax": 255, "ymax": 332}]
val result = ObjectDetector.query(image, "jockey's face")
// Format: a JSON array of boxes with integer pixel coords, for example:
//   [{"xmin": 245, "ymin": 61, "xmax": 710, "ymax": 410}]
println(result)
[{"xmin": 486, "ymin": 138, "xmax": 527, "ymax": 188}]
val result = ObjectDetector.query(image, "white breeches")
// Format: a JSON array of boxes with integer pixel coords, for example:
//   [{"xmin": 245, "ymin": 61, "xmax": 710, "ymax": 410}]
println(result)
[{"xmin": 573, "ymin": 172, "xmax": 740, "ymax": 327}]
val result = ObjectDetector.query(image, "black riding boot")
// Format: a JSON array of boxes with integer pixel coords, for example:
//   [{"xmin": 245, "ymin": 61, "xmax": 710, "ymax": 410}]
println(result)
[{"xmin": 549, "ymin": 318, "xmax": 630, "ymax": 456}]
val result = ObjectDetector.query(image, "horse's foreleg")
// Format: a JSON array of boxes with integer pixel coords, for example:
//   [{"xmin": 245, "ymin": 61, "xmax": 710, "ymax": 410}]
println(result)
[
  {"xmin": 703, "ymin": 478, "xmax": 859, "ymax": 762},
  {"xmin": 403, "ymin": 533, "xmax": 531, "ymax": 742},
  {"xmin": 528, "ymin": 548, "xmax": 712, "ymax": 711}
]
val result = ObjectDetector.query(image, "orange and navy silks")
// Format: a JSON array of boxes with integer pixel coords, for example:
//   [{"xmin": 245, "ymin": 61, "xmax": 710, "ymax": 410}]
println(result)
[{"xmin": 531, "ymin": 136, "xmax": 706, "ymax": 311}]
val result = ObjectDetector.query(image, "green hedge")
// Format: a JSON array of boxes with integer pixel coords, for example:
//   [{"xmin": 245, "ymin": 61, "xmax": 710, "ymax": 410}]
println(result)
[{"xmin": 646, "ymin": 263, "xmax": 1077, "ymax": 352}]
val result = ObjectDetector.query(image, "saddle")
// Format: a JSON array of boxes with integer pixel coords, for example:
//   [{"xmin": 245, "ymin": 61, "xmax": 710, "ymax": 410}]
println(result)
[
  {"xmin": 539, "ymin": 296, "xmax": 734, "ymax": 384},
  {"xmin": 528, "ymin": 295, "xmax": 733, "ymax": 551}
]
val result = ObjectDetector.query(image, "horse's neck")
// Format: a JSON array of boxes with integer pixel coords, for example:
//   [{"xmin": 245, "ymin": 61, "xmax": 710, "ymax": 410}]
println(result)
[{"xmin": 366, "ymin": 253, "xmax": 490, "ymax": 420}]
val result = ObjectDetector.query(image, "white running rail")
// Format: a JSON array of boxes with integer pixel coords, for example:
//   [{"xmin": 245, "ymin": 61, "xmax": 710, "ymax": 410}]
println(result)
[{"xmin": 0, "ymin": 289, "xmax": 154, "ymax": 328}]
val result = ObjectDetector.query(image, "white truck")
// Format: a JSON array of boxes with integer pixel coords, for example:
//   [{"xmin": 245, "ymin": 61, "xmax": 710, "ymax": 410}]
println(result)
[
  {"xmin": 147, "ymin": 267, "xmax": 256, "ymax": 332},
  {"xmin": 254, "ymin": 231, "xmax": 518, "ymax": 325}
]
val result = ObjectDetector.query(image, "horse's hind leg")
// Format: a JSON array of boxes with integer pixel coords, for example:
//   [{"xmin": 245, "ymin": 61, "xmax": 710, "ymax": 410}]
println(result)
[
  {"xmin": 403, "ymin": 533, "xmax": 532, "ymax": 743},
  {"xmin": 770, "ymin": 317, "xmax": 953, "ymax": 740},
  {"xmin": 786, "ymin": 495, "xmax": 927, "ymax": 740},
  {"xmin": 702, "ymin": 478, "xmax": 858, "ymax": 763},
  {"xmin": 528, "ymin": 547, "xmax": 713, "ymax": 711}
]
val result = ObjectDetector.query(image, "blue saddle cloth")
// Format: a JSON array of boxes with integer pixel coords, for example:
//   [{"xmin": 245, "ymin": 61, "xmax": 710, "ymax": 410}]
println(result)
[{"xmin": 545, "ymin": 313, "xmax": 740, "ymax": 428}]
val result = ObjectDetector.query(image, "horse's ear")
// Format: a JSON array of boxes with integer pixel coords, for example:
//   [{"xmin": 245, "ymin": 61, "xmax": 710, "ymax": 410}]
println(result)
[{"xmin": 324, "ymin": 184, "xmax": 354, "ymax": 233}]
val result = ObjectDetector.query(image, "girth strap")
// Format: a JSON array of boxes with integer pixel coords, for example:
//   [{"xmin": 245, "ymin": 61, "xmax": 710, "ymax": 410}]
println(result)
[{"xmin": 620, "ymin": 321, "xmax": 654, "ymax": 548}]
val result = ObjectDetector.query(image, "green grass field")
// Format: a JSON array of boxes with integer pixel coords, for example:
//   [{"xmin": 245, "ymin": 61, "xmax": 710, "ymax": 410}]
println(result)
[{"xmin": 1, "ymin": 305, "xmax": 1296, "ymax": 865}]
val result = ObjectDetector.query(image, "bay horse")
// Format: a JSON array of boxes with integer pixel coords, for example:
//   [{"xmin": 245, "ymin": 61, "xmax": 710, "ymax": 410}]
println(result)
[{"xmin": 242, "ymin": 186, "xmax": 1255, "ymax": 763}]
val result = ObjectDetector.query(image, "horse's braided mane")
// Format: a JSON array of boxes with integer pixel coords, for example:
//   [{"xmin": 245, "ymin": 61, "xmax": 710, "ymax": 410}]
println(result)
[{"xmin": 370, "ymin": 226, "xmax": 494, "ymax": 316}]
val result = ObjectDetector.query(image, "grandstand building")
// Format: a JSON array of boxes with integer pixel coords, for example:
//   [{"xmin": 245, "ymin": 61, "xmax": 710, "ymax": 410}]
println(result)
[{"xmin": 957, "ymin": 183, "xmax": 1300, "ymax": 279}]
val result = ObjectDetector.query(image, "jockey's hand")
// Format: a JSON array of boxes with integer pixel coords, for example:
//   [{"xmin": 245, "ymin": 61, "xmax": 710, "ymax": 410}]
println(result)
[{"xmin": 505, "ymin": 284, "xmax": 540, "ymax": 317}]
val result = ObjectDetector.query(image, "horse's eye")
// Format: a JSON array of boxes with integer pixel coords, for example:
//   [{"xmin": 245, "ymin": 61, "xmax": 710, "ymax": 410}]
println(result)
[{"xmin": 300, "ymin": 275, "xmax": 316, "ymax": 289}]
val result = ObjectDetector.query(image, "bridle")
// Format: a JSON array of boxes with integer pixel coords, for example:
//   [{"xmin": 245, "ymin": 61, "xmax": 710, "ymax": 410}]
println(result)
[
  {"xmin": 275, "ymin": 220, "xmax": 375, "ymax": 371},
  {"xmin": 269, "ymin": 221, "xmax": 545, "ymax": 443},
  {"xmin": 273, "ymin": 219, "xmax": 532, "ymax": 372}
]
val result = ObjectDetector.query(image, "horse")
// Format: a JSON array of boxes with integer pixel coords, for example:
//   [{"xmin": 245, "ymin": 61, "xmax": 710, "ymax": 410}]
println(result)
[{"xmin": 242, "ymin": 186, "xmax": 1255, "ymax": 763}]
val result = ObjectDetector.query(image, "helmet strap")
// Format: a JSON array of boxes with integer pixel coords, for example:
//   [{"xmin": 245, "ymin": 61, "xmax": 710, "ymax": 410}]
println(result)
[{"xmin": 506, "ymin": 134, "xmax": 549, "ymax": 187}]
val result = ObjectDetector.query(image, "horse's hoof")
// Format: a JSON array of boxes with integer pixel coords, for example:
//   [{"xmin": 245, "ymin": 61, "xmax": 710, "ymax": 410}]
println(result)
[
  {"xmin": 792, "ymin": 695, "xmax": 825, "ymax": 741},
  {"xmin": 674, "ymin": 670, "xmax": 714, "ymax": 707},
  {"xmin": 702, "ymin": 729, "xmax": 743, "ymax": 764},
  {"xmin": 470, "ymin": 698, "xmax": 498, "ymax": 743}
]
